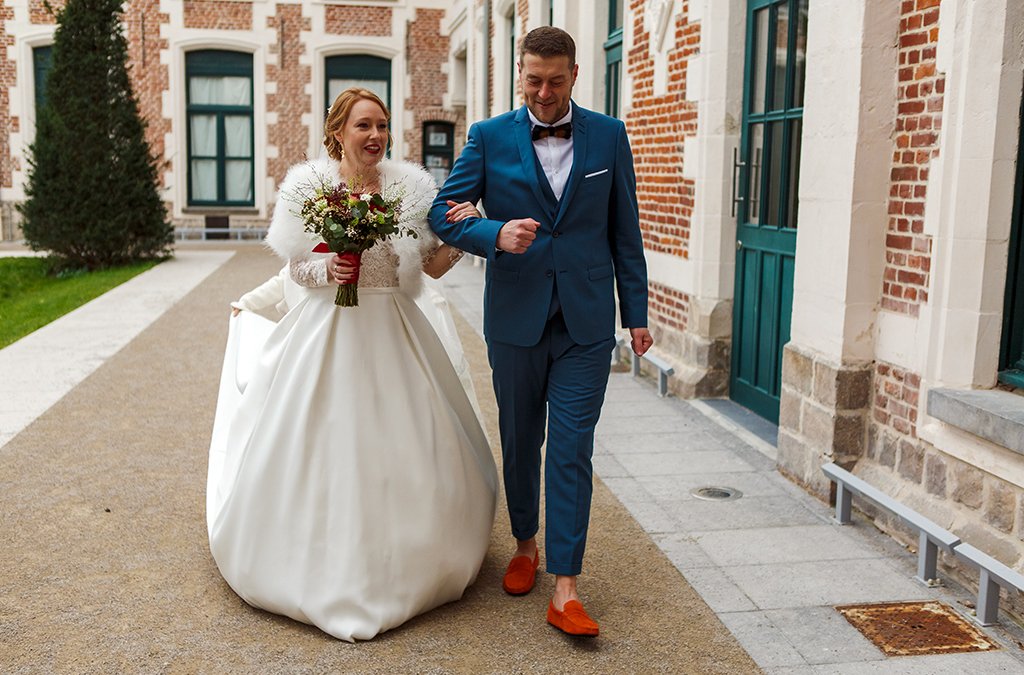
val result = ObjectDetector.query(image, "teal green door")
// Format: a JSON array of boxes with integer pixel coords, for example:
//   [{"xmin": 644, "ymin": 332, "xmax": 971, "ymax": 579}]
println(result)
[{"xmin": 730, "ymin": 0, "xmax": 808, "ymax": 423}]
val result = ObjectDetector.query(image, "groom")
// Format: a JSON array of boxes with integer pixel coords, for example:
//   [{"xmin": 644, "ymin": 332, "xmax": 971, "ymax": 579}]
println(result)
[{"xmin": 428, "ymin": 26, "xmax": 651, "ymax": 636}]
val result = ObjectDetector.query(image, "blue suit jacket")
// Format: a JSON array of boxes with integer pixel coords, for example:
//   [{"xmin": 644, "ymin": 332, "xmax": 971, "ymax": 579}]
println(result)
[{"xmin": 428, "ymin": 102, "xmax": 648, "ymax": 347}]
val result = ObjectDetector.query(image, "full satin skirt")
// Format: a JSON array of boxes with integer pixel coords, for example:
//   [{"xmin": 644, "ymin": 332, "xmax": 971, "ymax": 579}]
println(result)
[{"xmin": 207, "ymin": 286, "xmax": 498, "ymax": 642}]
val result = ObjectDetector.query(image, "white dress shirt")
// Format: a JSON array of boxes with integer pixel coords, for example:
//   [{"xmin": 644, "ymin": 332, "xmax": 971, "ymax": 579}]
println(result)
[{"xmin": 528, "ymin": 106, "xmax": 574, "ymax": 202}]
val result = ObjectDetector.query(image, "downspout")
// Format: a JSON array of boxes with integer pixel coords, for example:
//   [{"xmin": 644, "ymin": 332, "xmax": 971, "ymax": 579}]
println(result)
[{"xmin": 483, "ymin": 0, "xmax": 491, "ymax": 119}]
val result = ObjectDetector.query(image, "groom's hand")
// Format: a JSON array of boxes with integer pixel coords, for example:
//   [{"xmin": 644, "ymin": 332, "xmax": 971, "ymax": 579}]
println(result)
[
  {"xmin": 630, "ymin": 327, "xmax": 654, "ymax": 357},
  {"xmin": 496, "ymin": 218, "xmax": 540, "ymax": 254}
]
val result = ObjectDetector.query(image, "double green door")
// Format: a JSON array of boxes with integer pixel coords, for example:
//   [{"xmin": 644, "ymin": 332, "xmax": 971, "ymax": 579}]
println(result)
[{"xmin": 730, "ymin": 0, "xmax": 808, "ymax": 423}]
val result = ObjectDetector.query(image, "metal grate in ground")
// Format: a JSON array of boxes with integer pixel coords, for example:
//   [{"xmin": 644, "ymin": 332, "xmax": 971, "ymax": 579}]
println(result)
[{"xmin": 836, "ymin": 601, "xmax": 1000, "ymax": 657}]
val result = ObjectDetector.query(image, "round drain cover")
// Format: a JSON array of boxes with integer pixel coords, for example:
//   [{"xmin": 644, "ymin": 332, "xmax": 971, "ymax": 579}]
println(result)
[{"xmin": 691, "ymin": 486, "xmax": 742, "ymax": 501}]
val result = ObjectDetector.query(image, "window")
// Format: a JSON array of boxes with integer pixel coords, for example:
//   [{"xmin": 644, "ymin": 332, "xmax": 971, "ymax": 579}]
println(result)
[
  {"xmin": 999, "ymin": 93, "xmax": 1024, "ymax": 387},
  {"xmin": 325, "ymin": 55, "xmax": 391, "ymax": 115},
  {"xmin": 32, "ymin": 45, "xmax": 53, "ymax": 114},
  {"xmin": 548, "ymin": 0, "xmax": 555, "ymax": 26},
  {"xmin": 423, "ymin": 122, "xmax": 454, "ymax": 186},
  {"xmin": 185, "ymin": 50, "xmax": 254, "ymax": 207},
  {"xmin": 604, "ymin": 0, "xmax": 623, "ymax": 118}
]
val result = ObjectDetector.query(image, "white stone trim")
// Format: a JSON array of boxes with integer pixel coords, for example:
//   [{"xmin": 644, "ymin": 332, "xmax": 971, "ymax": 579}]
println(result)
[
  {"xmin": 9, "ymin": 28, "xmax": 56, "ymax": 201},
  {"xmin": 921, "ymin": 0, "xmax": 1024, "ymax": 391},
  {"xmin": 789, "ymin": 0, "xmax": 899, "ymax": 364},
  {"xmin": 645, "ymin": 249, "xmax": 694, "ymax": 295}
]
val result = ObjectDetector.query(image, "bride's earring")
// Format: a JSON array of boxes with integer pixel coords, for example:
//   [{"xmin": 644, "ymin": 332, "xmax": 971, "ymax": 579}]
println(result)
[{"xmin": 340, "ymin": 145, "xmax": 345, "ymax": 160}]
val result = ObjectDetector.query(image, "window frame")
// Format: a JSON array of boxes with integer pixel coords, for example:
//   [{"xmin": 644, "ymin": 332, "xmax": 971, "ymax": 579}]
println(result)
[
  {"xmin": 324, "ymin": 54, "xmax": 392, "ymax": 116},
  {"xmin": 185, "ymin": 50, "xmax": 255, "ymax": 208},
  {"xmin": 998, "ymin": 87, "xmax": 1024, "ymax": 388},
  {"xmin": 604, "ymin": 0, "xmax": 623, "ymax": 118}
]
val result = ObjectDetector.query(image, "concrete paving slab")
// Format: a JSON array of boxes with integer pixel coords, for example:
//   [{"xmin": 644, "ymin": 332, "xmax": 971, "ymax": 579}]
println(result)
[
  {"xmin": 679, "ymin": 567, "xmax": 759, "ymax": 613},
  {"xmin": 651, "ymin": 533, "xmax": 717, "ymax": 569},
  {"xmin": 616, "ymin": 449, "xmax": 757, "ymax": 476},
  {"xmin": 765, "ymin": 606, "xmax": 884, "ymax": 665},
  {"xmin": 0, "ymin": 250, "xmax": 233, "ymax": 449},
  {"xmin": 694, "ymin": 525, "xmax": 882, "ymax": 567},
  {"xmin": 810, "ymin": 650, "xmax": 1024, "ymax": 673},
  {"xmin": 637, "ymin": 471, "xmax": 791, "ymax": 501},
  {"xmin": 592, "ymin": 453, "xmax": 629, "ymax": 478},
  {"xmin": 619, "ymin": 500, "xmax": 680, "ymax": 534},
  {"xmin": 597, "ymin": 430, "xmax": 731, "ymax": 454},
  {"xmin": 718, "ymin": 610, "xmax": 808, "ymax": 669},
  {"xmin": 722, "ymin": 559, "xmax": 930, "ymax": 610},
  {"xmin": 666, "ymin": 496, "xmax": 826, "ymax": 532}
]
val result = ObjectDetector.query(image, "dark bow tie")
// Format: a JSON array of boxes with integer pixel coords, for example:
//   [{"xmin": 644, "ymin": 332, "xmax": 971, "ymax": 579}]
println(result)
[{"xmin": 532, "ymin": 122, "xmax": 572, "ymax": 141}]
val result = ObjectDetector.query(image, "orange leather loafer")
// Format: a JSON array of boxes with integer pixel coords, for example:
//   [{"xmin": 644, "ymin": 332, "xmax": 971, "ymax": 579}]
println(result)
[
  {"xmin": 502, "ymin": 551, "xmax": 540, "ymax": 595},
  {"xmin": 547, "ymin": 600, "xmax": 599, "ymax": 637}
]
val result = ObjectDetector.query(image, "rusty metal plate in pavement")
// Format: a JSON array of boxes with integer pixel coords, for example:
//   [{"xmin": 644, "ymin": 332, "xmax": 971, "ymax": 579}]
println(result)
[{"xmin": 836, "ymin": 601, "xmax": 999, "ymax": 657}]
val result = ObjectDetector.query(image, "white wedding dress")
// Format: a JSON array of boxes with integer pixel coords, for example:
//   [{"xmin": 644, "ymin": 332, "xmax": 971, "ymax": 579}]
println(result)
[{"xmin": 207, "ymin": 159, "xmax": 498, "ymax": 642}]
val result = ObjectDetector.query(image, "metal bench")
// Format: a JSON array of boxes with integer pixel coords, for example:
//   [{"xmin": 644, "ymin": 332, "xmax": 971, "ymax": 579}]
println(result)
[
  {"xmin": 174, "ymin": 227, "xmax": 267, "ymax": 241},
  {"xmin": 822, "ymin": 461, "xmax": 1024, "ymax": 626},
  {"xmin": 951, "ymin": 543, "xmax": 1024, "ymax": 626},
  {"xmin": 822, "ymin": 462, "xmax": 960, "ymax": 586},
  {"xmin": 614, "ymin": 337, "xmax": 675, "ymax": 396}
]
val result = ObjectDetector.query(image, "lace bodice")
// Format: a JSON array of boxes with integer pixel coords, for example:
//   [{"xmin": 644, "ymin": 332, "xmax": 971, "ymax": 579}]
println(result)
[{"xmin": 290, "ymin": 241, "xmax": 462, "ymax": 290}]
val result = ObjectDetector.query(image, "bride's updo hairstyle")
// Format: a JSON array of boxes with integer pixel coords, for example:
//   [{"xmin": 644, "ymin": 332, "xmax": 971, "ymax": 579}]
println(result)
[{"xmin": 324, "ymin": 88, "xmax": 393, "ymax": 161}]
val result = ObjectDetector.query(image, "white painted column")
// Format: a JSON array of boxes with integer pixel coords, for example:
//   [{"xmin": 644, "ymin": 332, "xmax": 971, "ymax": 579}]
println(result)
[
  {"xmin": 921, "ymin": 0, "xmax": 1024, "ymax": 390},
  {"xmin": 789, "ymin": 0, "xmax": 899, "ymax": 364}
]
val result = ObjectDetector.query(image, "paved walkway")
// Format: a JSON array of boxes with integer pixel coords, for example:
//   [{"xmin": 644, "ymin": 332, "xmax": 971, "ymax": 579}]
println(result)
[{"xmin": 438, "ymin": 258, "xmax": 1024, "ymax": 674}]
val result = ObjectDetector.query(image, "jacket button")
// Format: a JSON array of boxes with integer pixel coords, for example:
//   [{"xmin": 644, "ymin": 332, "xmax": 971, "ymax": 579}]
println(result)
[
  {"xmin": 546, "ymin": 269, "xmax": 553, "ymax": 278},
  {"xmin": 552, "ymin": 231, "xmax": 561, "ymax": 238}
]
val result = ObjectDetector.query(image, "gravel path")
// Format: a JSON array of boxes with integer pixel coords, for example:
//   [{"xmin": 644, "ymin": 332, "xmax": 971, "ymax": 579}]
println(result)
[{"xmin": 0, "ymin": 246, "xmax": 758, "ymax": 673}]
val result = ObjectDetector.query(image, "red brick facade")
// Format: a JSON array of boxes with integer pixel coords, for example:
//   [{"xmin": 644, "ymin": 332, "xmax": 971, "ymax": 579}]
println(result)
[
  {"xmin": 872, "ymin": 362, "xmax": 921, "ymax": 438},
  {"xmin": 881, "ymin": 0, "xmax": 944, "ymax": 316},
  {"xmin": 266, "ymin": 5, "xmax": 312, "ymax": 190},
  {"xmin": 183, "ymin": 0, "xmax": 252, "ymax": 31},
  {"xmin": 404, "ymin": 9, "xmax": 455, "ymax": 165},
  {"xmin": 124, "ymin": 0, "xmax": 171, "ymax": 187},
  {"xmin": 324, "ymin": 6, "xmax": 391, "ymax": 36},
  {"xmin": 625, "ymin": 0, "xmax": 698, "ymax": 260},
  {"xmin": 649, "ymin": 281, "xmax": 690, "ymax": 333},
  {"xmin": 1, "ymin": 3, "xmax": 15, "ymax": 190},
  {"xmin": 29, "ymin": 0, "xmax": 62, "ymax": 24}
]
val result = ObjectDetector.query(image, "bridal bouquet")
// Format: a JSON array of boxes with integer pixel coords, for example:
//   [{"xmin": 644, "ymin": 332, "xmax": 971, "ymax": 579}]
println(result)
[{"xmin": 294, "ymin": 175, "xmax": 419, "ymax": 307}]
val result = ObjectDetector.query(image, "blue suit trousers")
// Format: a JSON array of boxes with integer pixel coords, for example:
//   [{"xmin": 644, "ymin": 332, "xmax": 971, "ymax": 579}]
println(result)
[{"xmin": 487, "ymin": 309, "xmax": 616, "ymax": 576}]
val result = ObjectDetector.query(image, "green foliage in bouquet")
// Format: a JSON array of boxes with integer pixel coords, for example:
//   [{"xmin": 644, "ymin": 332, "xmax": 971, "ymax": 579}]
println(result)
[{"xmin": 19, "ymin": 0, "xmax": 172, "ymax": 272}]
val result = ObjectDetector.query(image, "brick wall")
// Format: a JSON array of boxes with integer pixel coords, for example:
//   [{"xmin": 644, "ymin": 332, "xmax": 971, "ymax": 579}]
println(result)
[
  {"xmin": 625, "ymin": 0, "xmax": 697, "ymax": 259},
  {"xmin": 325, "ymin": 6, "xmax": 391, "ymax": 36},
  {"xmin": 649, "ymin": 280, "xmax": 689, "ymax": 333},
  {"xmin": 29, "ymin": 0, "xmax": 62, "ymax": 24},
  {"xmin": 881, "ymin": 0, "xmax": 944, "ymax": 316},
  {"xmin": 266, "ymin": 5, "xmax": 311, "ymax": 191},
  {"xmin": 1, "ymin": 3, "xmax": 15, "ymax": 191},
  {"xmin": 124, "ymin": 0, "xmax": 171, "ymax": 188},
  {"xmin": 404, "ymin": 9, "xmax": 452, "ymax": 165},
  {"xmin": 872, "ymin": 362, "xmax": 921, "ymax": 438},
  {"xmin": 184, "ymin": 0, "xmax": 252, "ymax": 31}
]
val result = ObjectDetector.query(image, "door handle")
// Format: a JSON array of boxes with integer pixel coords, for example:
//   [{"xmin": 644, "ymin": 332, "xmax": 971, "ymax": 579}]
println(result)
[
  {"xmin": 737, "ymin": 240, "xmax": 743, "ymax": 251},
  {"xmin": 731, "ymin": 147, "xmax": 745, "ymax": 218}
]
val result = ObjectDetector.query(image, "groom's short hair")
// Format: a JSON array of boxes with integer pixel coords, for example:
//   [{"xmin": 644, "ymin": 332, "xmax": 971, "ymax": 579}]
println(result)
[{"xmin": 519, "ymin": 27, "xmax": 576, "ymax": 67}]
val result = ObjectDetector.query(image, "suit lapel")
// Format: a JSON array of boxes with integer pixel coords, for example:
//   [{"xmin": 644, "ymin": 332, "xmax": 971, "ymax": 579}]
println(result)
[
  {"xmin": 554, "ymin": 102, "xmax": 588, "ymax": 227},
  {"xmin": 514, "ymin": 106, "xmax": 552, "ymax": 212}
]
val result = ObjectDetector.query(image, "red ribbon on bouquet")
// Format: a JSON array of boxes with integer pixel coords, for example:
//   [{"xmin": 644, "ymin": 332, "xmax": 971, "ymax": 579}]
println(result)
[{"xmin": 312, "ymin": 244, "xmax": 362, "ymax": 286}]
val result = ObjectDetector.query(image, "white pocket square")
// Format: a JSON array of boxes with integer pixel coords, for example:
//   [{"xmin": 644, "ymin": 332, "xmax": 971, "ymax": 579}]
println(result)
[{"xmin": 584, "ymin": 169, "xmax": 609, "ymax": 179}]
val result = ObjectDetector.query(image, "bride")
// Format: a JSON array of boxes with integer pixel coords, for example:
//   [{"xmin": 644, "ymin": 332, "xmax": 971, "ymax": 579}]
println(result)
[{"xmin": 206, "ymin": 87, "xmax": 498, "ymax": 642}]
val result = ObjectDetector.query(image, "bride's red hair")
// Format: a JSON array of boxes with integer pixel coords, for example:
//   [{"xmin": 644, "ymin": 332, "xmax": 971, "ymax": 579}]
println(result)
[{"xmin": 323, "ymin": 88, "xmax": 393, "ymax": 161}]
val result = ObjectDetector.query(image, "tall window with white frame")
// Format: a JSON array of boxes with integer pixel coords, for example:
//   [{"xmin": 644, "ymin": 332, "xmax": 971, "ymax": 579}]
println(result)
[
  {"xmin": 185, "ymin": 50, "xmax": 254, "ymax": 207},
  {"xmin": 999, "ymin": 88, "xmax": 1024, "ymax": 388},
  {"xmin": 548, "ymin": 0, "xmax": 555, "ymax": 26},
  {"xmin": 604, "ymin": 0, "xmax": 623, "ymax": 118},
  {"xmin": 32, "ymin": 45, "xmax": 53, "ymax": 115}
]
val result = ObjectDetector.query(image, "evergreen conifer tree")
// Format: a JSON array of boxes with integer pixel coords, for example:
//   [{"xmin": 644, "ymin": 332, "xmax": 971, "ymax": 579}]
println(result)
[{"xmin": 20, "ymin": 0, "xmax": 172, "ymax": 270}]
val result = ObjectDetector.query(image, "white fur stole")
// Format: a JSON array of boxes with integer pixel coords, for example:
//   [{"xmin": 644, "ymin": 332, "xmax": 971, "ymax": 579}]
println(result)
[{"xmin": 265, "ymin": 157, "xmax": 439, "ymax": 296}]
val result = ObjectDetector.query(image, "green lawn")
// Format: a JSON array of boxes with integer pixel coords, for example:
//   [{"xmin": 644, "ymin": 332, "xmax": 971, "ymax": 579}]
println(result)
[{"xmin": 0, "ymin": 257, "xmax": 158, "ymax": 349}]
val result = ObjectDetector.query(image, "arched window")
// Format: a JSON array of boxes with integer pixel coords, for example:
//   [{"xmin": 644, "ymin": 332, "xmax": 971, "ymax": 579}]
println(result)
[
  {"xmin": 324, "ymin": 55, "xmax": 391, "ymax": 115},
  {"xmin": 185, "ymin": 50, "xmax": 254, "ymax": 206}
]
